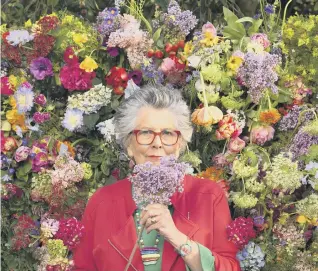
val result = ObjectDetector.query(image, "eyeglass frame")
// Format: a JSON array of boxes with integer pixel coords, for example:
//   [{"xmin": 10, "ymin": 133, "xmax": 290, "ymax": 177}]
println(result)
[{"xmin": 130, "ymin": 129, "xmax": 181, "ymax": 146}]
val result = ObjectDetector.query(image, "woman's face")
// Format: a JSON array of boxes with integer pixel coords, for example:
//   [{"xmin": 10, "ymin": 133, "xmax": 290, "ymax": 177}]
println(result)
[{"xmin": 127, "ymin": 106, "xmax": 183, "ymax": 165}]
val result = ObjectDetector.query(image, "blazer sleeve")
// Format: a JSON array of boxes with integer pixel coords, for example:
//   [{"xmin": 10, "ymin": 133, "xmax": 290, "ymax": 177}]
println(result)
[
  {"xmin": 72, "ymin": 196, "xmax": 98, "ymax": 271},
  {"xmin": 211, "ymin": 191, "xmax": 241, "ymax": 271}
]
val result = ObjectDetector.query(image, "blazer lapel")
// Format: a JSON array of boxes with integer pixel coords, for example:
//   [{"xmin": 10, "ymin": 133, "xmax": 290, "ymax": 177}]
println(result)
[{"xmin": 162, "ymin": 190, "xmax": 200, "ymax": 271}]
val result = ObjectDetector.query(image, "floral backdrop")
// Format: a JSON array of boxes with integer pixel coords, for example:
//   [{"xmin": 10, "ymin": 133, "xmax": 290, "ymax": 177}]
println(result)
[{"xmin": 1, "ymin": 0, "xmax": 318, "ymax": 270}]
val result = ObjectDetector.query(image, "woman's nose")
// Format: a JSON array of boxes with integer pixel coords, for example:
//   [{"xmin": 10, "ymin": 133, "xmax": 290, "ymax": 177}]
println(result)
[{"xmin": 151, "ymin": 134, "xmax": 162, "ymax": 148}]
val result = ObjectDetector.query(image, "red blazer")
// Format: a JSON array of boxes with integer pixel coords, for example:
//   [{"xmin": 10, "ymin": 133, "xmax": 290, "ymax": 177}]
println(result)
[{"xmin": 73, "ymin": 175, "xmax": 241, "ymax": 271}]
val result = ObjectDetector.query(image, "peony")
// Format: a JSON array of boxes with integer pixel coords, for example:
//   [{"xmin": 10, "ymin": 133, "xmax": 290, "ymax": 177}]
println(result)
[
  {"xmin": 228, "ymin": 137, "xmax": 246, "ymax": 153},
  {"xmin": 14, "ymin": 146, "xmax": 31, "ymax": 162},
  {"xmin": 250, "ymin": 33, "xmax": 271, "ymax": 49},
  {"xmin": 251, "ymin": 125, "xmax": 275, "ymax": 145},
  {"xmin": 216, "ymin": 115, "xmax": 242, "ymax": 140},
  {"xmin": 160, "ymin": 57, "xmax": 175, "ymax": 75}
]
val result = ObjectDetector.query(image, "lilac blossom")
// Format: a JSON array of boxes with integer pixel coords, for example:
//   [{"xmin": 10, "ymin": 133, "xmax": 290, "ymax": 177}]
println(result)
[
  {"xmin": 289, "ymin": 129, "xmax": 318, "ymax": 160},
  {"xmin": 130, "ymin": 156, "xmax": 190, "ymax": 209},
  {"xmin": 278, "ymin": 106, "xmax": 315, "ymax": 131},
  {"xmin": 237, "ymin": 52, "xmax": 280, "ymax": 104}
]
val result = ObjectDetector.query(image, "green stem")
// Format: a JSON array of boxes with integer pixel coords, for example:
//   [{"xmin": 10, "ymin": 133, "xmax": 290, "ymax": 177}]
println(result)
[
  {"xmin": 71, "ymin": 138, "xmax": 98, "ymax": 147},
  {"xmin": 200, "ymin": 72, "xmax": 208, "ymax": 108},
  {"xmin": 267, "ymin": 91, "xmax": 272, "ymax": 109},
  {"xmin": 282, "ymin": 0, "xmax": 293, "ymax": 35}
]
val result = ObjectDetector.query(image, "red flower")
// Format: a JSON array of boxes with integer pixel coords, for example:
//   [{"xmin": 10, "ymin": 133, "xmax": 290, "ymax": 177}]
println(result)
[
  {"xmin": 54, "ymin": 217, "xmax": 85, "ymax": 250},
  {"xmin": 33, "ymin": 34, "xmax": 55, "ymax": 58},
  {"xmin": 0, "ymin": 77, "xmax": 14, "ymax": 96},
  {"xmin": 60, "ymin": 63, "xmax": 96, "ymax": 91},
  {"xmin": 11, "ymin": 215, "xmax": 36, "ymax": 251},
  {"xmin": 63, "ymin": 47, "xmax": 79, "ymax": 66},
  {"xmin": 105, "ymin": 67, "xmax": 129, "ymax": 95},
  {"xmin": 227, "ymin": 217, "xmax": 256, "ymax": 249},
  {"xmin": 37, "ymin": 15, "xmax": 59, "ymax": 33}
]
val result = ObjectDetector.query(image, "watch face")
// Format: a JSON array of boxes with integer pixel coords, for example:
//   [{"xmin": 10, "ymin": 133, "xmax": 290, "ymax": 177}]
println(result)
[{"xmin": 180, "ymin": 243, "xmax": 192, "ymax": 257}]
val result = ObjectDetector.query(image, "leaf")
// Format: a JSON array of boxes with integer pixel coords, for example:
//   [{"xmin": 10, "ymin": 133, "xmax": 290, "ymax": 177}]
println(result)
[
  {"xmin": 248, "ymin": 19, "xmax": 263, "ymax": 36},
  {"xmin": 223, "ymin": 25, "xmax": 245, "ymax": 41},
  {"xmin": 153, "ymin": 27, "xmax": 162, "ymax": 42},
  {"xmin": 16, "ymin": 161, "xmax": 32, "ymax": 178},
  {"xmin": 236, "ymin": 17, "xmax": 254, "ymax": 23},
  {"xmin": 101, "ymin": 159, "xmax": 110, "ymax": 175},
  {"xmin": 223, "ymin": 7, "xmax": 239, "ymax": 25},
  {"xmin": 83, "ymin": 113, "xmax": 100, "ymax": 130}
]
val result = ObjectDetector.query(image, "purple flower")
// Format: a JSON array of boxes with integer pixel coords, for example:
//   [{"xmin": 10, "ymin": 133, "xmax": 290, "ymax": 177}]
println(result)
[
  {"xmin": 264, "ymin": 4, "xmax": 274, "ymax": 14},
  {"xmin": 107, "ymin": 47, "xmax": 119, "ymax": 57},
  {"xmin": 30, "ymin": 57, "xmax": 53, "ymax": 80},
  {"xmin": 128, "ymin": 70, "xmax": 143, "ymax": 86},
  {"xmin": 34, "ymin": 94, "xmax": 47, "ymax": 106},
  {"xmin": 289, "ymin": 129, "xmax": 318, "ymax": 160},
  {"xmin": 108, "ymin": 7, "xmax": 119, "ymax": 16},
  {"xmin": 130, "ymin": 156, "xmax": 190, "ymax": 208},
  {"xmin": 278, "ymin": 106, "xmax": 314, "ymax": 131},
  {"xmin": 33, "ymin": 112, "xmax": 45, "ymax": 124}
]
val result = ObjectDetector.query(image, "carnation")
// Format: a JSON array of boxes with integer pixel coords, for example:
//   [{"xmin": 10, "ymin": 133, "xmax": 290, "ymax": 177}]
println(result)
[
  {"xmin": 67, "ymin": 84, "xmax": 112, "ymax": 114},
  {"xmin": 130, "ymin": 156, "xmax": 190, "ymax": 208},
  {"xmin": 265, "ymin": 153, "xmax": 303, "ymax": 193}
]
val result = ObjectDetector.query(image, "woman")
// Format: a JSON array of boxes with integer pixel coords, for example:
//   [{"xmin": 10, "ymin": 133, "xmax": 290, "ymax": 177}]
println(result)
[{"xmin": 73, "ymin": 84, "xmax": 240, "ymax": 271}]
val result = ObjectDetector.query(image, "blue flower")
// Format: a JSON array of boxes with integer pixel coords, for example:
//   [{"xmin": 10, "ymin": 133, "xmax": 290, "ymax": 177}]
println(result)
[
  {"xmin": 62, "ymin": 109, "xmax": 84, "ymax": 132},
  {"xmin": 14, "ymin": 85, "xmax": 34, "ymax": 113},
  {"xmin": 237, "ymin": 241, "xmax": 265, "ymax": 271},
  {"xmin": 265, "ymin": 4, "xmax": 274, "ymax": 14},
  {"xmin": 108, "ymin": 7, "xmax": 119, "ymax": 17}
]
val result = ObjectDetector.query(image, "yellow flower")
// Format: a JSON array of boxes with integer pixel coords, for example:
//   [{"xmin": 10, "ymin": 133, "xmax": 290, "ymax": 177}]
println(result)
[
  {"xmin": 62, "ymin": 15, "xmax": 74, "ymax": 25},
  {"xmin": 73, "ymin": 33, "xmax": 88, "ymax": 46},
  {"xmin": 191, "ymin": 106, "xmax": 223, "ymax": 127},
  {"xmin": 24, "ymin": 19, "xmax": 32, "ymax": 28},
  {"xmin": 1, "ymin": 120, "xmax": 11, "ymax": 131},
  {"xmin": 227, "ymin": 56, "xmax": 243, "ymax": 73},
  {"xmin": 6, "ymin": 109, "xmax": 28, "ymax": 132},
  {"xmin": 183, "ymin": 41, "xmax": 194, "ymax": 56},
  {"xmin": 298, "ymin": 37, "xmax": 310, "ymax": 47},
  {"xmin": 9, "ymin": 96, "xmax": 17, "ymax": 109},
  {"xmin": 79, "ymin": 56, "xmax": 98, "ymax": 72},
  {"xmin": 296, "ymin": 215, "xmax": 308, "ymax": 224},
  {"xmin": 0, "ymin": 24, "xmax": 7, "ymax": 34},
  {"xmin": 284, "ymin": 28, "xmax": 294, "ymax": 39},
  {"xmin": 200, "ymin": 32, "xmax": 219, "ymax": 47},
  {"xmin": 8, "ymin": 75, "xmax": 18, "ymax": 89}
]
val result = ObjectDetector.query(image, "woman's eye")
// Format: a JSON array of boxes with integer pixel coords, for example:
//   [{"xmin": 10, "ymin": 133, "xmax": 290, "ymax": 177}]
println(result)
[
  {"xmin": 162, "ymin": 130, "xmax": 173, "ymax": 136},
  {"xmin": 140, "ymin": 130, "xmax": 152, "ymax": 135}
]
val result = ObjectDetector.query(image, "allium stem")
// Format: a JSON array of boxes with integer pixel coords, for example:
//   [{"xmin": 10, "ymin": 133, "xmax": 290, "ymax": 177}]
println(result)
[
  {"xmin": 200, "ymin": 72, "xmax": 208, "ymax": 108},
  {"xmin": 124, "ymin": 224, "xmax": 145, "ymax": 271},
  {"xmin": 282, "ymin": 0, "xmax": 293, "ymax": 35}
]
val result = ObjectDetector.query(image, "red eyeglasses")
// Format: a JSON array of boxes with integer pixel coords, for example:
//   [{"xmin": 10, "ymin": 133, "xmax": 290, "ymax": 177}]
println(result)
[{"xmin": 131, "ymin": 129, "xmax": 181, "ymax": 146}]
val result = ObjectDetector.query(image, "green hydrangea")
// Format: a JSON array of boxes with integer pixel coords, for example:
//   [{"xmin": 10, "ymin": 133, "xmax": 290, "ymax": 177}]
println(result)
[
  {"xmin": 232, "ymin": 193, "xmax": 258, "ymax": 209},
  {"xmin": 296, "ymin": 194, "xmax": 318, "ymax": 220},
  {"xmin": 201, "ymin": 64, "xmax": 223, "ymax": 83},
  {"xmin": 265, "ymin": 153, "xmax": 303, "ymax": 193},
  {"xmin": 81, "ymin": 162, "xmax": 93, "ymax": 180},
  {"xmin": 47, "ymin": 239, "xmax": 67, "ymax": 260},
  {"xmin": 233, "ymin": 159, "xmax": 258, "ymax": 179},
  {"xmin": 221, "ymin": 96, "xmax": 245, "ymax": 110},
  {"xmin": 31, "ymin": 173, "xmax": 52, "ymax": 199},
  {"xmin": 198, "ymin": 90, "xmax": 219, "ymax": 104},
  {"xmin": 179, "ymin": 151, "xmax": 202, "ymax": 168},
  {"xmin": 245, "ymin": 177, "xmax": 266, "ymax": 193}
]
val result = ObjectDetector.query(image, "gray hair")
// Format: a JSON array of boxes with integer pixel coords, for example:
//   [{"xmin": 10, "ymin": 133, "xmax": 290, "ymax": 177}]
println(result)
[{"xmin": 114, "ymin": 84, "xmax": 193, "ymax": 150}]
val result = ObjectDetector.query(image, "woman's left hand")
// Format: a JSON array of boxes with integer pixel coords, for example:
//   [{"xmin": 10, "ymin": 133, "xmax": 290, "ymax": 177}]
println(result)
[{"xmin": 140, "ymin": 203, "xmax": 179, "ymax": 240}]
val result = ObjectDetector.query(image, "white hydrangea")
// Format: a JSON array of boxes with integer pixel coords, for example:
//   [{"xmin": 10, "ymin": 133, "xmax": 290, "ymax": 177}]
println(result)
[
  {"xmin": 6, "ymin": 30, "xmax": 34, "ymax": 46},
  {"xmin": 67, "ymin": 84, "xmax": 112, "ymax": 114},
  {"xmin": 96, "ymin": 118, "xmax": 115, "ymax": 143},
  {"xmin": 226, "ymin": 109, "xmax": 246, "ymax": 129}
]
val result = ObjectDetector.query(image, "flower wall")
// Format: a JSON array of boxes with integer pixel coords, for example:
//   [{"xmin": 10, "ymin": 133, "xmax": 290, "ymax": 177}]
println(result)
[{"xmin": 1, "ymin": 0, "xmax": 318, "ymax": 270}]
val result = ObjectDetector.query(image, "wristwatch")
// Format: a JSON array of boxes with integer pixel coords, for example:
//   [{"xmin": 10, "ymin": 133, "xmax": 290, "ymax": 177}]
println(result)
[{"xmin": 177, "ymin": 239, "xmax": 192, "ymax": 257}]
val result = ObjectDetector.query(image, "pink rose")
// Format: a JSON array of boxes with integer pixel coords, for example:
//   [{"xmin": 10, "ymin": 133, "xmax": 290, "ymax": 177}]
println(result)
[
  {"xmin": 14, "ymin": 146, "xmax": 31, "ymax": 162},
  {"xmin": 34, "ymin": 94, "xmax": 47, "ymax": 106},
  {"xmin": 251, "ymin": 125, "xmax": 275, "ymax": 145},
  {"xmin": 251, "ymin": 33, "xmax": 270, "ymax": 49},
  {"xmin": 159, "ymin": 57, "xmax": 175, "ymax": 75},
  {"xmin": 228, "ymin": 137, "xmax": 246, "ymax": 153},
  {"xmin": 202, "ymin": 22, "xmax": 217, "ymax": 36}
]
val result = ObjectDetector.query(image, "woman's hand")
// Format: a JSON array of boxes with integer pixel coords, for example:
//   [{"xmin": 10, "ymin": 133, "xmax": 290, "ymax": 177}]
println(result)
[{"xmin": 140, "ymin": 203, "xmax": 179, "ymax": 241}]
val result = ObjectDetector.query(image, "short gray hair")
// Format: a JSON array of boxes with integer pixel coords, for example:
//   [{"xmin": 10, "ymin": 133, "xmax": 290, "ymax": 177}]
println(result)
[{"xmin": 114, "ymin": 84, "xmax": 193, "ymax": 150}]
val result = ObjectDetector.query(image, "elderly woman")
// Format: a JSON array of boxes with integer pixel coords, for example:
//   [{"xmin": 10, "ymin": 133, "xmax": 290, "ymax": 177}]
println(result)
[{"xmin": 73, "ymin": 84, "xmax": 240, "ymax": 271}]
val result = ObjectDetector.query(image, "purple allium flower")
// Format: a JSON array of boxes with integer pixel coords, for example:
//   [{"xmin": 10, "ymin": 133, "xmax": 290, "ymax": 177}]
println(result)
[
  {"xmin": 107, "ymin": 47, "xmax": 119, "ymax": 57},
  {"xmin": 128, "ymin": 70, "xmax": 143, "ymax": 85},
  {"xmin": 264, "ymin": 4, "xmax": 274, "ymax": 14},
  {"xmin": 130, "ymin": 156, "xmax": 190, "ymax": 208},
  {"xmin": 237, "ymin": 52, "xmax": 280, "ymax": 104},
  {"xmin": 30, "ymin": 57, "xmax": 53, "ymax": 80},
  {"xmin": 34, "ymin": 94, "xmax": 47, "ymax": 106}
]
